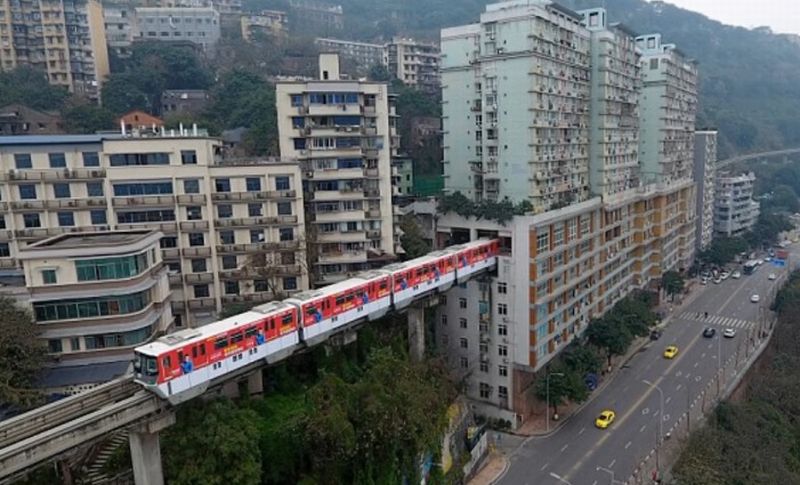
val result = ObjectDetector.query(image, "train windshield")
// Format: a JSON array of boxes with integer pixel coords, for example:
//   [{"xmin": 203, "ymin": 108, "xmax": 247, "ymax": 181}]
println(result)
[{"xmin": 134, "ymin": 353, "xmax": 159, "ymax": 377}]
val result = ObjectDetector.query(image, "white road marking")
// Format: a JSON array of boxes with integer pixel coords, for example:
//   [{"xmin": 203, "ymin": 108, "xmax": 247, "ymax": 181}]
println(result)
[
  {"xmin": 609, "ymin": 459, "xmax": 616, "ymax": 468},
  {"xmin": 640, "ymin": 425, "xmax": 647, "ymax": 433},
  {"xmin": 694, "ymin": 362, "xmax": 699, "ymax": 368},
  {"xmin": 625, "ymin": 441, "xmax": 632, "ymax": 449},
  {"xmin": 654, "ymin": 409, "xmax": 660, "ymax": 416},
  {"xmin": 702, "ymin": 352, "xmax": 707, "ymax": 358},
  {"xmin": 579, "ymin": 427, "xmax": 586, "ymax": 435},
  {"xmin": 592, "ymin": 481, "xmax": 598, "ymax": 485},
  {"xmin": 666, "ymin": 397, "xmax": 672, "ymax": 404},
  {"xmin": 540, "ymin": 462, "xmax": 549, "ymax": 471},
  {"xmin": 676, "ymin": 384, "xmax": 682, "ymax": 391},
  {"xmin": 561, "ymin": 444, "xmax": 569, "ymax": 452}
]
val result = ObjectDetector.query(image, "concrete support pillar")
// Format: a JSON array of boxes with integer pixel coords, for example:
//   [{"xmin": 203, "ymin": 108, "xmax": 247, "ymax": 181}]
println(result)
[
  {"xmin": 221, "ymin": 379, "xmax": 240, "ymax": 399},
  {"xmin": 129, "ymin": 412, "xmax": 175, "ymax": 485},
  {"xmin": 247, "ymin": 369, "xmax": 264, "ymax": 396},
  {"xmin": 408, "ymin": 305, "xmax": 425, "ymax": 362}
]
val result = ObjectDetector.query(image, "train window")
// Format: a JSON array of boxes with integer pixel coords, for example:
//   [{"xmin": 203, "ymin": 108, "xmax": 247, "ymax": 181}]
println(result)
[
  {"xmin": 144, "ymin": 356, "xmax": 158, "ymax": 375},
  {"xmin": 214, "ymin": 337, "xmax": 228, "ymax": 349},
  {"xmin": 269, "ymin": 319, "xmax": 276, "ymax": 330},
  {"xmin": 191, "ymin": 346, "xmax": 198, "ymax": 358},
  {"xmin": 335, "ymin": 295, "xmax": 345, "ymax": 306},
  {"xmin": 245, "ymin": 327, "xmax": 257, "ymax": 338},
  {"xmin": 199, "ymin": 345, "xmax": 206, "ymax": 356},
  {"xmin": 231, "ymin": 332, "xmax": 244, "ymax": 344},
  {"xmin": 346, "ymin": 294, "xmax": 354, "ymax": 302},
  {"xmin": 282, "ymin": 314, "xmax": 293, "ymax": 325},
  {"xmin": 162, "ymin": 356, "xmax": 171, "ymax": 369},
  {"xmin": 178, "ymin": 351, "xmax": 184, "ymax": 362}
]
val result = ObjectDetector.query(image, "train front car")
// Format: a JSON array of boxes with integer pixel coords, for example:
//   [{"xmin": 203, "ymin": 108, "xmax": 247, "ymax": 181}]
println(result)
[
  {"xmin": 386, "ymin": 249, "xmax": 458, "ymax": 310},
  {"xmin": 133, "ymin": 306, "xmax": 301, "ymax": 404},
  {"xmin": 454, "ymin": 239, "xmax": 500, "ymax": 283},
  {"xmin": 285, "ymin": 272, "xmax": 392, "ymax": 347}
]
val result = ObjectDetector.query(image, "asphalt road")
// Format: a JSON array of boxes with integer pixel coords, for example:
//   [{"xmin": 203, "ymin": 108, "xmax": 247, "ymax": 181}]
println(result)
[{"xmin": 499, "ymin": 249, "xmax": 795, "ymax": 485}]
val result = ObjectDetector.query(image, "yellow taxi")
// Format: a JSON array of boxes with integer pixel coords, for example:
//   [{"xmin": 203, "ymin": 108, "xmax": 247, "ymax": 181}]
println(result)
[
  {"xmin": 663, "ymin": 345, "xmax": 679, "ymax": 359},
  {"xmin": 595, "ymin": 409, "xmax": 616, "ymax": 429}
]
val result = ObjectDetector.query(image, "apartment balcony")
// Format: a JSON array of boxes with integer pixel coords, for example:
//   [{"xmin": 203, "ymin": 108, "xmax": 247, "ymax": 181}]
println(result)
[
  {"xmin": 3, "ymin": 168, "xmax": 106, "ymax": 182},
  {"xmin": 216, "ymin": 242, "xmax": 283, "ymax": 254},
  {"xmin": 362, "ymin": 148, "xmax": 380, "ymax": 159},
  {"xmin": 0, "ymin": 230, "xmax": 13, "ymax": 241},
  {"xmin": 308, "ymin": 167, "xmax": 363, "ymax": 181},
  {"xmin": 161, "ymin": 248, "xmax": 180, "ymax": 259},
  {"xmin": 188, "ymin": 298, "xmax": 216, "ymax": 310},
  {"xmin": 179, "ymin": 220, "xmax": 210, "ymax": 231},
  {"xmin": 211, "ymin": 190, "xmax": 296, "ymax": 202},
  {"xmin": 117, "ymin": 222, "xmax": 177, "ymax": 233},
  {"xmin": 318, "ymin": 251, "xmax": 367, "ymax": 264},
  {"xmin": 362, "ymin": 126, "xmax": 378, "ymax": 136},
  {"xmin": 364, "ymin": 208, "xmax": 381, "ymax": 219},
  {"xmin": 183, "ymin": 272, "xmax": 214, "ymax": 284},
  {"xmin": 215, "ymin": 215, "xmax": 298, "ymax": 228},
  {"xmin": 313, "ymin": 209, "xmax": 365, "ymax": 223},
  {"xmin": 181, "ymin": 246, "xmax": 212, "ymax": 257},
  {"xmin": 112, "ymin": 195, "xmax": 176, "ymax": 207},
  {"xmin": 10, "ymin": 200, "xmax": 46, "ymax": 210},
  {"xmin": 168, "ymin": 273, "xmax": 182, "ymax": 286},
  {"xmin": 176, "ymin": 194, "xmax": 208, "ymax": 205},
  {"xmin": 316, "ymin": 231, "xmax": 367, "ymax": 243},
  {"xmin": 311, "ymin": 188, "xmax": 365, "ymax": 202},
  {"xmin": 307, "ymin": 103, "xmax": 362, "ymax": 117},
  {"xmin": 366, "ymin": 229, "xmax": 382, "ymax": 239},
  {"xmin": 0, "ymin": 259, "xmax": 17, "ymax": 269}
]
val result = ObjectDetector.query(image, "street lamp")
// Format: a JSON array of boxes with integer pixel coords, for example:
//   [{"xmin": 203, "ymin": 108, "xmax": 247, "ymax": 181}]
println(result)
[
  {"xmin": 596, "ymin": 466, "xmax": 623, "ymax": 485},
  {"xmin": 643, "ymin": 379, "xmax": 665, "ymax": 478},
  {"xmin": 549, "ymin": 472, "xmax": 573, "ymax": 485},
  {"xmin": 546, "ymin": 372, "xmax": 565, "ymax": 433}
]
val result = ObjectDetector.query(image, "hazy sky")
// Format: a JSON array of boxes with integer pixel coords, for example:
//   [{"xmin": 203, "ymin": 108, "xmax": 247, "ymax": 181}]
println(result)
[{"xmin": 654, "ymin": 0, "xmax": 800, "ymax": 34}]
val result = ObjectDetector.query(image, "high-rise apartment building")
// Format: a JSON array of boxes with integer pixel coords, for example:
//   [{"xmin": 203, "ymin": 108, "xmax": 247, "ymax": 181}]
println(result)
[
  {"xmin": 694, "ymin": 130, "xmax": 717, "ymax": 250},
  {"xmin": 134, "ymin": 6, "xmax": 221, "ymax": 52},
  {"xmin": 441, "ymin": 0, "xmax": 591, "ymax": 211},
  {"xmin": 580, "ymin": 9, "xmax": 641, "ymax": 199},
  {"xmin": 17, "ymin": 230, "xmax": 172, "ymax": 366},
  {"xmin": 636, "ymin": 33, "xmax": 698, "ymax": 184},
  {"xmin": 102, "ymin": 1, "xmax": 135, "ymax": 57},
  {"xmin": 0, "ymin": 131, "xmax": 308, "ymax": 327},
  {"xmin": 0, "ymin": 0, "xmax": 109, "ymax": 99},
  {"xmin": 276, "ymin": 54, "xmax": 398, "ymax": 286},
  {"xmin": 714, "ymin": 171, "xmax": 759, "ymax": 238},
  {"xmin": 314, "ymin": 38, "xmax": 385, "ymax": 71},
  {"xmin": 385, "ymin": 37, "xmax": 440, "ymax": 92}
]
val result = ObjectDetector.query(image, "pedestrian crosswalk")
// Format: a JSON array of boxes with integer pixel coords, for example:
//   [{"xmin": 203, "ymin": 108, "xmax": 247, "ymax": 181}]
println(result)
[{"xmin": 678, "ymin": 311, "xmax": 755, "ymax": 329}]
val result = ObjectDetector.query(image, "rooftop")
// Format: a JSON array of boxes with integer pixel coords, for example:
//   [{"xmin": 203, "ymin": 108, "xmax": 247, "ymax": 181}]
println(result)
[
  {"xmin": 38, "ymin": 361, "xmax": 130, "ymax": 389},
  {"xmin": 25, "ymin": 230, "xmax": 157, "ymax": 251}
]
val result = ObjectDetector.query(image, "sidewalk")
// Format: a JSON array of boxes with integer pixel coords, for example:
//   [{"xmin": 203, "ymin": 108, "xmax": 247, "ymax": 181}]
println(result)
[{"xmin": 467, "ymin": 451, "xmax": 508, "ymax": 485}]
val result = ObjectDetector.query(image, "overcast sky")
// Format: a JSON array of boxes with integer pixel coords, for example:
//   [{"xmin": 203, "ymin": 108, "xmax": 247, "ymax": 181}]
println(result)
[{"xmin": 654, "ymin": 0, "xmax": 800, "ymax": 35}]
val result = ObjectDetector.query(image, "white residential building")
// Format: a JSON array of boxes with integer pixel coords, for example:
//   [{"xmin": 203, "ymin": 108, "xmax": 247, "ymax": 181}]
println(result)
[
  {"xmin": 714, "ymin": 171, "xmax": 759, "ymax": 238},
  {"xmin": 694, "ymin": 130, "xmax": 717, "ymax": 250}
]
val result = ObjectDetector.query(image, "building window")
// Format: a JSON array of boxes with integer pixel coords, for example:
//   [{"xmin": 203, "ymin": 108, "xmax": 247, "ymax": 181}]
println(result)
[
  {"xmin": 293, "ymin": 138, "xmax": 306, "ymax": 150},
  {"xmin": 479, "ymin": 382, "xmax": 491, "ymax": 399},
  {"xmin": 459, "ymin": 317, "xmax": 467, "ymax": 329},
  {"xmin": 254, "ymin": 279, "xmax": 269, "ymax": 292},
  {"xmin": 220, "ymin": 231, "xmax": 234, "ymax": 244},
  {"xmin": 248, "ymin": 204, "xmax": 262, "ymax": 217},
  {"xmin": 181, "ymin": 150, "xmax": 197, "ymax": 165},
  {"xmin": 224, "ymin": 280, "xmax": 239, "ymax": 295},
  {"xmin": 0, "ymin": 243, "xmax": 9, "ymax": 258},
  {"xmin": 580, "ymin": 216, "xmax": 590, "ymax": 236},
  {"xmin": 459, "ymin": 298, "xmax": 467, "ymax": 309},
  {"xmin": 498, "ymin": 325, "xmax": 508, "ymax": 336},
  {"xmin": 193, "ymin": 284, "xmax": 209, "ymax": 298},
  {"xmin": 87, "ymin": 182, "xmax": 103, "ymax": 197},
  {"xmin": 48, "ymin": 339, "xmax": 63, "ymax": 353},
  {"xmin": 82, "ymin": 151, "xmax": 100, "ymax": 167},
  {"xmin": 187, "ymin": 206, "xmax": 202, "ymax": 220},
  {"xmin": 42, "ymin": 269, "xmax": 57, "ymax": 285},
  {"xmin": 70, "ymin": 337, "xmax": 81, "ymax": 351},
  {"xmin": 459, "ymin": 337, "xmax": 468, "ymax": 349},
  {"xmin": 217, "ymin": 204, "xmax": 233, "ymax": 218},
  {"xmin": 460, "ymin": 357, "xmax": 469, "ymax": 369},
  {"xmin": 279, "ymin": 227, "xmax": 294, "ymax": 241},
  {"xmin": 245, "ymin": 177, "xmax": 261, "ymax": 191},
  {"xmin": 283, "ymin": 276, "xmax": 297, "ymax": 290},
  {"xmin": 498, "ymin": 385, "xmax": 508, "ymax": 399},
  {"xmin": 250, "ymin": 230, "xmax": 264, "ymax": 243},
  {"xmin": 188, "ymin": 233, "xmax": 205, "ymax": 246},
  {"xmin": 0, "ymin": 216, "xmax": 5, "ymax": 229},
  {"xmin": 290, "ymin": 94, "xmax": 303, "ymax": 107},
  {"xmin": 499, "ymin": 365, "xmax": 508, "ymax": 377},
  {"xmin": 277, "ymin": 202, "xmax": 292, "ymax": 215},
  {"xmin": 75, "ymin": 254, "xmax": 148, "ymax": 281},
  {"xmin": 19, "ymin": 184, "xmax": 37, "ymax": 200},
  {"xmin": 537, "ymin": 231, "xmax": 549, "ymax": 252},
  {"xmin": 160, "ymin": 237, "xmax": 178, "ymax": 249},
  {"xmin": 14, "ymin": 153, "xmax": 32, "ymax": 169},
  {"xmin": 184, "ymin": 179, "xmax": 200, "ymax": 194},
  {"xmin": 113, "ymin": 182, "xmax": 173, "ymax": 196},
  {"xmin": 34, "ymin": 291, "xmax": 150, "ymax": 321},
  {"xmin": 292, "ymin": 116, "xmax": 305, "ymax": 128},
  {"xmin": 58, "ymin": 212, "xmax": 75, "ymax": 226},
  {"xmin": 221, "ymin": 255, "xmax": 237, "ymax": 269},
  {"xmin": 553, "ymin": 226, "xmax": 564, "ymax": 247},
  {"xmin": 49, "ymin": 152, "xmax": 66, "ymax": 168},
  {"xmin": 498, "ymin": 303, "xmax": 507, "ymax": 315},
  {"xmin": 117, "ymin": 210, "xmax": 175, "ymax": 224},
  {"xmin": 191, "ymin": 259, "xmax": 207, "ymax": 272},
  {"xmin": 497, "ymin": 282, "xmax": 507, "ymax": 294},
  {"xmin": 215, "ymin": 178, "xmax": 231, "ymax": 192},
  {"xmin": 91, "ymin": 210, "xmax": 107, "ymax": 225},
  {"xmin": 441, "ymin": 314, "xmax": 447, "ymax": 325},
  {"xmin": 568, "ymin": 219, "xmax": 578, "ymax": 240},
  {"xmin": 275, "ymin": 176, "xmax": 290, "ymax": 191},
  {"xmin": 480, "ymin": 361, "xmax": 489, "ymax": 373},
  {"xmin": 23, "ymin": 213, "xmax": 41, "ymax": 228},
  {"xmin": 498, "ymin": 345, "xmax": 508, "ymax": 356},
  {"xmin": 53, "ymin": 183, "xmax": 70, "ymax": 198}
]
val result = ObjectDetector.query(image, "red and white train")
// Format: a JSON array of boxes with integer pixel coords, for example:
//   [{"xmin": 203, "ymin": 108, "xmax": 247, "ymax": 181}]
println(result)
[{"xmin": 133, "ymin": 239, "xmax": 499, "ymax": 403}]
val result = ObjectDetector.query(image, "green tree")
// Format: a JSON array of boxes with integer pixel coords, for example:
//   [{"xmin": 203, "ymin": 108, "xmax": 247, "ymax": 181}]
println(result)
[
  {"xmin": 662, "ymin": 271, "xmax": 685, "ymax": 300},
  {"xmin": 62, "ymin": 103, "xmax": 115, "ymax": 134},
  {"xmin": 560, "ymin": 342, "xmax": 601, "ymax": 376},
  {"xmin": 0, "ymin": 297, "xmax": 46, "ymax": 406},
  {"xmin": 101, "ymin": 74, "xmax": 150, "ymax": 116},
  {"xmin": 585, "ymin": 316, "xmax": 633, "ymax": 368},
  {"xmin": 0, "ymin": 67, "xmax": 69, "ymax": 111},
  {"xmin": 163, "ymin": 399, "xmax": 262, "ymax": 485},
  {"xmin": 399, "ymin": 214, "xmax": 431, "ymax": 259},
  {"xmin": 534, "ymin": 365, "xmax": 588, "ymax": 416}
]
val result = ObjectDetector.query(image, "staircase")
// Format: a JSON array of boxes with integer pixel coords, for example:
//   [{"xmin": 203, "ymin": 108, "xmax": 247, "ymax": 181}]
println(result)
[{"xmin": 82, "ymin": 430, "xmax": 130, "ymax": 484}]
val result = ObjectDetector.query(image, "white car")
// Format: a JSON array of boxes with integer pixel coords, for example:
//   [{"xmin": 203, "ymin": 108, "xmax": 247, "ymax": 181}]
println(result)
[
  {"xmin": 732, "ymin": 271, "xmax": 741, "ymax": 279},
  {"xmin": 720, "ymin": 271, "xmax": 730, "ymax": 280},
  {"xmin": 723, "ymin": 328, "xmax": 736, "ymax": 338},
  {"xmin": 714, "ymin": 277, "xmax": 722, "ymax": 284},
  {"xmin": 751, "ymin": 294, "xmax": 761, "ymax": 303},
  {"xmin": 756, "ymin": 259, "xmax": 764, "ymax": 266},
  {"xmin": 765, "ymin": 257, "xmax": 773, "ymax": 262},
  {"xmin": 769, "ymin": 273, "xmax": 777, "ymax": 280},
  {"xmin": 700, "ymin": 277, "xmax": 708, "ymax": 285}
]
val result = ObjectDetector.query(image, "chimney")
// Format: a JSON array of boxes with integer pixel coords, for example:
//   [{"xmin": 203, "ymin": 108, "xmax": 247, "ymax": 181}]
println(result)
[{"xmin": 319, "ymin": 53, "xmax": 340, "ymax": 81}]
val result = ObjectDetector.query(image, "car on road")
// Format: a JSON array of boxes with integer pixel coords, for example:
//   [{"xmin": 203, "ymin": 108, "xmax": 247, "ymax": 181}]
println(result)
[
  {"xmin": 720, "ymin": 271, "xmax": 730, "ymax": 280},
  {"xmin": 713, "ymin": 277, "xmax": 722, "ymax": 284},
  {"xmin": 756, "ymin": 259, "xmax": 764, "ymax": 266},
  {"xmin": 663, "ymin": 345, "xmax": 679, "ymax": 359},
  {"xmin": 700, "ymin": 277, "xmax": 708, "ymax": 285},
  {"xmin": 765, "ymin": 257, "xmax": 772, "ymax": 263},
  {"xmin": 650, "ymin": 329, "xmax": 663, "ymax": 340},
  {"xmin": 769, "ymin": 273, "xmax": 777, "ymax": 280},
  {"xmin": 703, "ymin": 327, "xmax": 716, "ymax": 338},
  {"xmin": 595, "ymin": 409, "xmax": 616, "ymax": 429},
  {"xmin": 723, "ymin": 328, "xmax": 737, "ymax": 338},
  {"xmin": 751, "ymin": 294, "xmax": 761, "ymax": 303},
  {"xmin": 732, "ymin": 271, "xmax": 741, "ymax": 279}
]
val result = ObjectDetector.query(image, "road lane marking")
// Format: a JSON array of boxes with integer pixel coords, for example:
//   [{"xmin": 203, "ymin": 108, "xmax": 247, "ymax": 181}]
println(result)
[
  {"xmin": 540, "ymin": 462, "xmax": 549, "ymax": 471},
  {"xmin": 592, "ymin": 481, "xmax": 598, "ymax": 485},
  {"xmin": 609, "ymin": 459, "xmax": 616, "ymax": 468},
  {"xmin": 561, "ymin": 444, "xmax": 569, "ymax": 453},
  {"xmin": 694, "ymin": 362, "xmax": 699, "ymax": 368},
  {"xmin": 676, "ymin": 384, "xmax": 682, "ymax": 391},
  {"xmin": 666, "ymin": 397, "xmax": 672, "ymax": 404},
  {"xmin": 640, "ymin": 425, "xmax": 647, "ymax": 433},
  {"xmin": 625, "ymin": 441, "xmax": 632, "ymax": 449},
  {"xmin": 702, "ymin": 352, "xmax": 706, "ymax": 358},
  {"xmin": 579, "ymin": 427, "xmax": 586, "ymax": 435},
  {"xmin": 559, "ymin": 330, "xmax": 707, "ymax": 481}
]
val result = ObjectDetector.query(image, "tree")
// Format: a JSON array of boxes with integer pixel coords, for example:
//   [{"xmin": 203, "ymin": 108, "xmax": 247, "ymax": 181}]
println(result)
[
  {"xmin": 534, "ymin": 364, "xmax": 588, "ymax": 417},
  {"xmin": 62, "ymin": 103, "xmax": 115, "ymax": 134},
  {"xmin": 399, "ymin": 214, "xmax": 430, "ymax": 259},
  {"xmin": 0, "ymin": 67, "xmax": 69, "ymax": 111},
  {"xmin": 662, "ymin": 271, "xmax": 685, "ymax": 300},
  {"xmin": 162, "ymin": 399, "xmax": 262, "ymax": 485},
  {"xmin": 101, "ymin": 74, "xmax": 150, "ymax": 116},
  {"xmin": 0, "ymin": 297, "xmax": 46, "ymax": 406},
  {"xmin": 585, "ymin": 316, "xmax": 633, "ymax": 368}
]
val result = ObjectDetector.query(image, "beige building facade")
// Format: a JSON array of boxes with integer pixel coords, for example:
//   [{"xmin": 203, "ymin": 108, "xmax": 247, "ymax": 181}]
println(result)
[
  {"xmin": 0, "ymin": 0, "xmax": 109, "ymax": 99},
  {"xmin": 0, "ymin": 131, "xmax": 308, "ymax": 327},
  {"xmin": 276, "ymin": 54, "xmax": 398, "ymax": 286}
]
